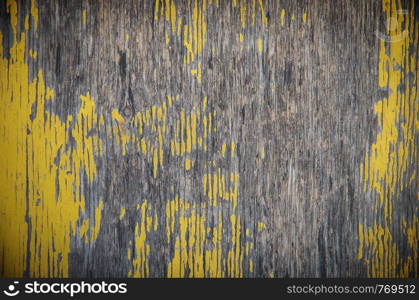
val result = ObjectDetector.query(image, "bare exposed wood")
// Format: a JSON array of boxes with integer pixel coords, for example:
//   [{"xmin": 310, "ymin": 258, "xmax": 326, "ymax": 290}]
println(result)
[{"xmin": 0, "ymin": 0, "xmax": 417, "ymax": 278}]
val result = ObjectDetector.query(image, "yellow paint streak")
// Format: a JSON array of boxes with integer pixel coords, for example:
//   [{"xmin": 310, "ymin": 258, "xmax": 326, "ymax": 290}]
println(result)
[
  {"xmin": 29, "ymin": 49, "xmax": 37, "ymax": 58},
  {"xmin": 120, "ymin": 208, "xmax": 126, "ymax": 220},
  {"xmin": 45, "ymin": 88, "xmax": 54, "ymax": 100},
  {"xmin": 153, "ymin": 148, "xmax": 158, "ymax": 178},
  {"xmin": 112, "ymin": 109, "xmax": 131, "ymax": 156},
  {"xmin": 221, "ymin": 143, "xmax": 227, "ymax": 157},
  {"xmin": 165, "ymin": 195, "xmax": 248, "ymax": 278},
  {"xmin": 302, "ymin": 12, "xmax": 307, "ymax": 23},
  {"xmin": 228, "ymin": 214, "xmax": 242, "ymax": 277},
  {"xmin": 257, "ymin": 38, "xmax": 263, "ymax": 53},
  {"xmin": 24, "ymin": 15, "xmax": 29, "ymax": 30},
  {"xmin": 80, "ymin": 219, "xmax": 90, "ymax": 243},
  {"xmin": 191, "ymin": 62, "xmax": 202, "ymax": 82},
  {"xmin": 358, "ymin": 219, "xmax": 418, "ymax": 277},
  {"xmin": 203, "ymin": 171, "xmax": 239, "ymax": 208},
  {"xmin": 130, "ymin": 201, "xmax": 151, "ymax": 277},
  {"xmin": 154, "ymin": 0, "xmax": 160, "ymax": 20},
  {"xmin": 6, "ymin": 0, "xmax": 17, "ymax": 38},
  {"xmin": 280, "ymin": 9, "xmax": 285, "ymax": 25},
  {"xmin": 91, "ymin": 200, "xmax": 103, "ymax": 241},
  {"xmin": 82, "ymin": 9, "xmax": 87, "ymax": 25},
  {"xmin": 112, "ymin": 110, "xmax": 125, "ymax": 123},
  {"xmin": 185, "ymin": 158, "xmax": 191, "ymax": 170},
  {"xmin": 257, "ymin": 222, "xmax": 266, "ymax": 232},
  {"xmin": 258, "ymin": 0, "xmax": 268, "ymax": 26},
  {"xmin": 155, "ymin": 0, "xmax": 208, "ymax": 82},
  {"xmin": 165, "ymin": 31, "xmax": 170, "ymax": 44},
  {"xmin": 251, "ymin": 0, "xmax": 256, "ymax": 26},
  {"xmin": 30, "ymin": 0, "xmax": 38, "ymax": 31},
  {"xmin": 170, "ymin": 0, "xmax": 177, "ymax": 33},
  {"xmin": 231, "ymin": 142, "xmax": 236, "ymax": 158},
  {"xmin": 240, "ymin": 0, "xmax": 247, "ymax": 28}
]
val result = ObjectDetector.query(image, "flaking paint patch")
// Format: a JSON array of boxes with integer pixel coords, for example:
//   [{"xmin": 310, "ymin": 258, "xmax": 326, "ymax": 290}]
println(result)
[
  {"xmin": 120, "ymin": 208, "xmax": 126, "ymax": 220},
  {"xmin": 0, "ymin": 1, "xmax": 104, "ymax": 277},
  {"xmin": 129, "ymin": 200, "xmax": 152, "ymax": 277},
  {"xmin": 29, "ymin": 49, "xmax": 37, "ymax": 58},
  {"xmin": 280, "ymin": 9, "xmax": 285, "ymax": 25},
  {"xmin": 112, "ymin": 93, "xmax": 255, "ymax": 277},
  {"xmin": 82, "ymin": 9, "xmax": 87, "ymax": 25},
  {"xmin": 30, "ymin": 0, "xmax": 38, "ymax": 31},
  {"xmin": 120, "ymin": 93, "xmax": 255, "ymax": 276},
  {"xmin": 257, "ymin": 38, "xmax": 263, "ymax": 53},
  {"xmin": 358, "ymin": 0, "xmax": 418, "ymax": 278},
  {"xmin": 155, "ymin": 0, "xmax": 270, "ymax": 82},
  {"xmin": 154, "ymin": 0, "xmax": 207, "ymax": 82}
]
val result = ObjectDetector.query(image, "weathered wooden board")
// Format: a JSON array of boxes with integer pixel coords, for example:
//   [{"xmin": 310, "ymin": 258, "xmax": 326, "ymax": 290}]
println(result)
[{"xmin": 0, "ymin": 0, "xmax": 417, "ymax": 278}]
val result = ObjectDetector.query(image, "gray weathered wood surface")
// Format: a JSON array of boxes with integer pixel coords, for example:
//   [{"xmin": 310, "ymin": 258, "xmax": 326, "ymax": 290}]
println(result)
[{"xmin": 0, "ymin": 0, "xmax": 417, "ymax": 278}]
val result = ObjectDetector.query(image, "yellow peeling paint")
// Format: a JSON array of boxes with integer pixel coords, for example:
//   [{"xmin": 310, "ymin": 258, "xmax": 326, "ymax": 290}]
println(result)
[
  {"xmin": 358, "ymin": 218, "xmax": 418, "ymax": 277},
  {"xmin": 154, "ymin": 0, "xmax": 160, "ymax": 20},
  {"xmin": 258, "ymin": 0, "xmax": 268, "ymax": 26},
  {"xmin": 164, "ymin": 194, "xmax": 250, "ymax": 277},
  {"xmin": 130, "ymin": 201, "xmax": 151, "ymax": 277},
  {"xmin": 257, "ymin": 222, "xmax": 266, "ymax": 232},
  {"xmin": 155, "ymin": 0, "xmax": 207, "ymax": 82},
  {"xmin": 358, "ymin": 0, "xmax": 418, "ymax": 278},
  {"xmin": 170, "ymin": 0, "xmax": 177, "ymax": 33},
  {"xmin": 156, "ymin": 0, "xmax": 269, "ymax": 83},
  {"xmin": 91, "ymin": 201, "xmax": 103, "ymax": 241},
  {"xmin": 112, "ymin": 109, "xmax": 131, "ymax": 156},
  {"xmin": 221, "ymin": 143, "xmax": 227, "ymax": 157},
  {"xmin": 260, "ymin": 146, "xmax": 265, "ymax": 159},
  {"xmin": 302, "ymin": 13, "xmax": 307, "ymax": 23},
  {"xmin": 240, "ymin": 0, "xmax": 246, "ymax": 28},
  {"xmin": 203, "ymin": 170, "xmax": 239, "ymax": 209},
  {"xmin": 29, "ymin": 49, "xmax": 37, "ymax": 58},
  {"xmin": 191, "ymin": 62, "xmax": 202, "ymax": 82},
  {"xmin": 257, "ymin": 38, "xmax": 263, "ymax": 53},
  {"xmin": 280, "ymin": 9, "xmax": 285, "ymax": 25},
  {"xmin": 24, "ymin": 15, "xmax": 29, "ymax": 30},
  {"xmin": 80, "ymin": 219, "xmax": 90, "ymax": 243},
  {"xmin": 112, "ymin": 110, "xmax": 125, "ymax": 124},
  {"xmin": 123, "ymin": 109, "xmax": 248, "ymax": 278},
  {"xmin": 231, "ymin": 142, "xmax": 236, "ymax": 158},
  {"xmin": 120, "ymin": 208, "xmax": 126, "ymax": 220},
  {"xmin": 185, "ymin": 158, "xmax": 191, "ymax": 170},
  {"xmin": 0, "ymin": 1, "xmax": 105, "ymax": 276},
  {"xmin": 30, "ymin": 0, "xmax": 38, "ymax": 31}
]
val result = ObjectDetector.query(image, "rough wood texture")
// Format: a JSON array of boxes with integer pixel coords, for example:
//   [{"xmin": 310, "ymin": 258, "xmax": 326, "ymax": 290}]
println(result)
[{"xmin": 0, "ymin": 0, "xmax": 417, "ymax": 278}]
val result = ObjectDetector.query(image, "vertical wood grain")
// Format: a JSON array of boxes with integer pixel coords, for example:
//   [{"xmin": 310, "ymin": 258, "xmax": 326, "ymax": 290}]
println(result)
[{"xmin": 0, "ymin": 0, "xmax": 417, "ymax": 278}]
